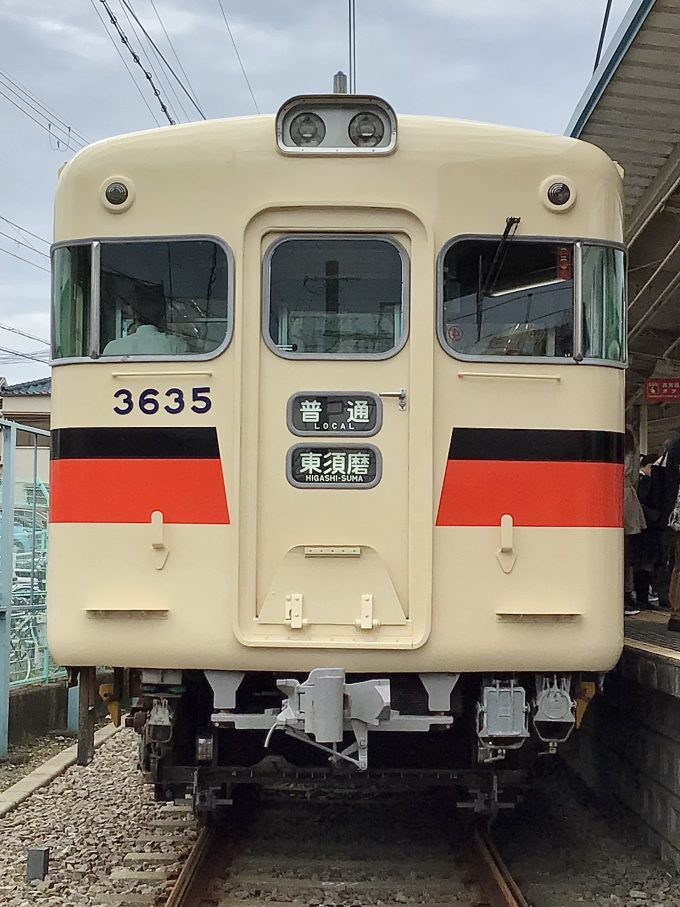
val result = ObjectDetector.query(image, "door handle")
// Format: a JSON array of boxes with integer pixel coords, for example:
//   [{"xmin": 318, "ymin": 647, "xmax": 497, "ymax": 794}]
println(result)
[{"xmin": 379, "ymin": 389, "xmax": 407, "ymax": 410}]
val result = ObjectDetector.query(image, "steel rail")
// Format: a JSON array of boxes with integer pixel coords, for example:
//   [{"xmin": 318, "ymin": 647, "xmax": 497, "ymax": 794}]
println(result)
[
  {"xmin": 472, "ymin": 823, "xmax": 533, "ymax": 907},
  {"xmin": 163, "ymin": 825, "xmax": 215, "ymax": 907}
]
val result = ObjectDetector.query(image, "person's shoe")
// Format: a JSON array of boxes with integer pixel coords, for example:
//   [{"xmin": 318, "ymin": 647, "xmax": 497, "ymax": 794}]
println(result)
[
  {"xmin": 624, "ymin": 607, "xmax": 641, "ymax": 616},
  {"xmin": 667, "ymin": 618, "xmax": 680, "ymax": 632},
  {"xmin": 649, "ymin": 592, "xmax": 660, "ymax": 604}
]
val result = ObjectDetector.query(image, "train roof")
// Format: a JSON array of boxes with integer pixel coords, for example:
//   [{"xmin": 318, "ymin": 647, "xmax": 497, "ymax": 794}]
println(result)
[{"xmin": 59, "ymin": 111, "xmax": 612, "ymax": 174}]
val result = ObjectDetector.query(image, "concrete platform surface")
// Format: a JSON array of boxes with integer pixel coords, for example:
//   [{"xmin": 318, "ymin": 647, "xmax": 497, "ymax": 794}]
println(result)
[
  {"xmin": 0, "ymin": 724, "xmax": 119, "ymax": 818},
  {"xmin": 625, "ymin": 610, "xmax": 680, "ymax": 659}
]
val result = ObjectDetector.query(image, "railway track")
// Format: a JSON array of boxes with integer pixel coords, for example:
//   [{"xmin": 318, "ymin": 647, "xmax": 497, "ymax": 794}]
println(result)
[{"xmin": 161, "ymin": 791, "xmax": 532, "ymax": 907}]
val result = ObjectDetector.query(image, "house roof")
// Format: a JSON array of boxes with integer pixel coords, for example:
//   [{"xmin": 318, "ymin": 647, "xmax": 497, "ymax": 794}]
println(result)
[{"xmin": 2, "ymin": 377, "xmax": 52, "ymax": 397}]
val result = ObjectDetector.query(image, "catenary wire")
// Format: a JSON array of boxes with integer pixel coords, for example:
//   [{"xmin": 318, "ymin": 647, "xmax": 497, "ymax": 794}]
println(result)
[
  {"xmin": 117, "ymin": 0, "xmax": 183, "ymax": 122},
  {"xmin": 147, "ymin": 0, "xmax": 204, "ymax": 114},
  {"xmin": 97, "ymin": 0, "xmax": 176, "ymax": 125},
  {"xmin": 0, "ymin": 216, "xmax": 50, "ymax": 247},
  {"xmin": 0, "ymin": 246, "xmax": 50, "ymax": 273},
  {"xmin": 0, "ymin": 75, "xmax": 86, "ymax": 148},
  {"xmin": 89, "ymin": 0, "xmax": 161, "ymax": 126},
  {"xmin": 121, "ymin": 0, "xmax": 206, "ymax": 119},
  {"xmin": 0, "ymin": 344, "xmax": 50, "ymax": 365},
  {"xmin": 0, "ymin": 68, "xmax": 89, "ymax": 145},
  {"xmin": 0, "ymin": 323, "xmax": 50, "ymax": 346},
  {"xmin": 216, "ymin": 1, "xmax": 260, "ymax": 114},
  {"xmin": 0, "ymin": 87, "xmax": 81, "ymax": 152},
  {"xmin": 0, "ymin": 230, "xmax": 50, "ymax": 259},
  {"xmin": 120, "ymin": 0, "xmax": 189, "ymax": 121},
  {"xmin": 0, "ymin": 351, "xmax": 49, "ymax": 365}
]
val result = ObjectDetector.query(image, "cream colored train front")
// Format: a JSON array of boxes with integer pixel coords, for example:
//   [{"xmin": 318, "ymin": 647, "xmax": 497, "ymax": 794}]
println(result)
[{"xmin": 47, "ymin": 94, "xmax": 625, "ymax": 815}]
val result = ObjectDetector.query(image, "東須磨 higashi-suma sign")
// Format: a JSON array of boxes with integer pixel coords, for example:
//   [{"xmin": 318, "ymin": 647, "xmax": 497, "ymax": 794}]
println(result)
[
  {"xmin": 288, "ymin": 392, "xmax": 381, "ymax": 436},
  {"xmin": 287, "ymin": 445, "xmax": 381, "ymax": 488}
]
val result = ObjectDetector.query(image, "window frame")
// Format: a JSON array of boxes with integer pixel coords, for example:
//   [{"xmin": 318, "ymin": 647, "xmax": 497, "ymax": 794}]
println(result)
[
  {"xmin": 436, "ymin": 233, "xmax": 627, "ymax": 368},
  {"xmin": 50, "ymin": 234, "xmax": 235, "ymax": 365},
  {"xmin": 262, "ymin": 232, "xmax": 410, "ymax": 361}
]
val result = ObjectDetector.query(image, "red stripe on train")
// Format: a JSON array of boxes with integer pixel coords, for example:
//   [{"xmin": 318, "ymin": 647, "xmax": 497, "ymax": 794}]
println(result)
[
  {"xmin": 436, "ymin": 460, "xmax": 623, "ymax": 527},
  {"xmin": 50, "ymin": 458, "xmax": 230, "ymax": 524}
]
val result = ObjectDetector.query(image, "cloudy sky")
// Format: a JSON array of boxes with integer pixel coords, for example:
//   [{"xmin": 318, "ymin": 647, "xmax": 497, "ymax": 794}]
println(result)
[{"xmin": 0, "ymin": 0, "xmax": 633, "ymax": 385}]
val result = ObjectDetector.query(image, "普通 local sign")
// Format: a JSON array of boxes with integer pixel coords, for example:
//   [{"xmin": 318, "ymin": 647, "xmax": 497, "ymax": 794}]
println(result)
[{"xmin": 644, "ymin": 378, "xmax": 680, "ymax": 401}]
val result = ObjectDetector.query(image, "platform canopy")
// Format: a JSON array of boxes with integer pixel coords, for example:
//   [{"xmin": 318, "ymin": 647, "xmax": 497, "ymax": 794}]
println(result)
[{"xmin": 567, "ymin": 0, "xmax": 680, "ymax": 450}]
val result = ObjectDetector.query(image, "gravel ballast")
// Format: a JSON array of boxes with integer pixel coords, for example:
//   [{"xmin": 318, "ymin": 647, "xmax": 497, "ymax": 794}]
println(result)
[
  {"xmin": 496, "ymin": 761, "xmax": 680, "ymax": 907},
  {"xmin": 0, "ymin": 729, "xmax": 677, "ymax": 907},
  {"xmin": 0, "ymin": 728, "xmax": 195, "ymax": 907},
  {"xmin": 0, "ymin": 735, "xmax": 77, "ymax": 793}
]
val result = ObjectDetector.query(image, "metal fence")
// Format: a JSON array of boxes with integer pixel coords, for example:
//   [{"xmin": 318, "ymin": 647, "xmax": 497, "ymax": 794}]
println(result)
[{"xmin": 0, "ymin": 417, "xmax": 62, "ymax": 756}]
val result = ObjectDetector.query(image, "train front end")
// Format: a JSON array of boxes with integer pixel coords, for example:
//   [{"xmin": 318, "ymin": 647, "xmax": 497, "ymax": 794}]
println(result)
[{"xmin": 47, "ymin": 95, "xmax": 625, "ymax": 815}]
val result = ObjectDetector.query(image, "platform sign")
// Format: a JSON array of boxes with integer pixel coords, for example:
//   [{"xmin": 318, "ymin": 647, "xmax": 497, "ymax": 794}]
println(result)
[
  {"xmin": 287, "ymin": 445, "xmax": 381, "ymax": 488},
  {"xmin": 288, "ymin": 392, "xmax": 381, "ymax": 437},
  {"xmin": 644, "ymin": 378, "xmax": 680, "ymax": 402}
]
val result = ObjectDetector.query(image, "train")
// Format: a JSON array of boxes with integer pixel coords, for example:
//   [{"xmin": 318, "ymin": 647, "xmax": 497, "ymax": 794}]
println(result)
[{"xmin": 47, "ymin": 90, "xmax": 626, "ymax": 817}]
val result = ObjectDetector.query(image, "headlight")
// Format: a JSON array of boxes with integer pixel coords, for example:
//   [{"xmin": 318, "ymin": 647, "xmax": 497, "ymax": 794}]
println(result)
[
  {"xmin": 547, "ymin": 182, "xmax": 571, "ymax": 206},
  {"xmin": 348, "ymin": 112, "xmax": 385, "ymax": 147},
  {"xmin": 105, "ymin": 181, "xmax": 129, "ymax": 205},
  {"xmin": 290, "ymin": 112, "xmax": 326, "ymax": 147}
]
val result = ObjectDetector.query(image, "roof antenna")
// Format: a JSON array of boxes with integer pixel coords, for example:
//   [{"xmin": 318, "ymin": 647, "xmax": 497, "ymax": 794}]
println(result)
[
  {"xmin": 333, "ymin": 71, "xmax": 348, "ymax": 93},
  {"xmin": 348, "ymin": 0, "xmax": 356, "ymax": 92}
]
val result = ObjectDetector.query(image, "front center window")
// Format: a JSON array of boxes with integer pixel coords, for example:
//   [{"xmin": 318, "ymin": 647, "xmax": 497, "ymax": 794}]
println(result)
[{"xmin": 266, "ymin": 236, "xmax": 406, "ymax": 357}]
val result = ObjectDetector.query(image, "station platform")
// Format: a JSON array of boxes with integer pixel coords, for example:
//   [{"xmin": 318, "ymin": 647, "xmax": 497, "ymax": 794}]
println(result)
[
  {"xmin": 624, "ymin": 610, "xmax": 680, "ymax": 661},
  {"xmin": 564, "ymin": 608, "xmax": 680, "ymax": 871}
]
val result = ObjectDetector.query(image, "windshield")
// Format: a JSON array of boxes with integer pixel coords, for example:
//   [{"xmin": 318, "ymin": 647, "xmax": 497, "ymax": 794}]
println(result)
[{"xmin": 441, "ymin": 240, "xmax": 574, "ymax": 358}]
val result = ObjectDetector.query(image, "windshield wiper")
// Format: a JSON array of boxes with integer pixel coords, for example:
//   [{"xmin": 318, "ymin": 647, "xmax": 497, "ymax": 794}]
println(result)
[{"xmin": 476, "ymin": 216, "xmax": 521, "ymax": 341}]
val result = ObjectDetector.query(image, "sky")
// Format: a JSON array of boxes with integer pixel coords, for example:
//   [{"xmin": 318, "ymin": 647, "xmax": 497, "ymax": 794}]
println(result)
[{"xmin": 0, "ymin": 0, "xmax": 634, "ymax": 385}]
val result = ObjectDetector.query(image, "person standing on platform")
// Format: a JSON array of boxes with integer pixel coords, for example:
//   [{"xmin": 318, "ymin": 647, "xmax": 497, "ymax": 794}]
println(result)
[
  {"xmin": 633, "ymin": 453, "xmax": 662, "ymax": 610},
  {"xmin": 624, "ymin": 429, "xmax": 645, "ymax": 616},
  {"xmin": 665, "ymin": 428, "xmax": 680, "ymax": 632}
]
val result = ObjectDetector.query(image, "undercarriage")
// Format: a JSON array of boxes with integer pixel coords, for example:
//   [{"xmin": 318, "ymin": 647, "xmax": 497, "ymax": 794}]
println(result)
[{"xmin": 121, "ymin": 667, "xmax": 597, "ymax": 818}]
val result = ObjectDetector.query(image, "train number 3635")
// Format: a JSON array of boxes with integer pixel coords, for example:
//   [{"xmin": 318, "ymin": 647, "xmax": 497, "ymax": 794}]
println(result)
[{"xmin": 113, "ymin": 387, "xmax": 212, "ymax": 415}]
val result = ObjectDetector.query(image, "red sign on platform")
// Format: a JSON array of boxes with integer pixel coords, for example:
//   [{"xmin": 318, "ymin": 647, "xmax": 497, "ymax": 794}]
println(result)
[{"xmin": 644, "ymin": 378, "xmax": 680, "ymax": 401}]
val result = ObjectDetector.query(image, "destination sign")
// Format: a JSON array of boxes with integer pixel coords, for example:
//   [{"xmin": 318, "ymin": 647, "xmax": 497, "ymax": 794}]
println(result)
[
  {"xmin": 287, "ymin": 445, "xmax": 381, "ymax": 489},
  {"xmin": 288, "ymin": 392, "xmax": 381, "ymax": 437}
]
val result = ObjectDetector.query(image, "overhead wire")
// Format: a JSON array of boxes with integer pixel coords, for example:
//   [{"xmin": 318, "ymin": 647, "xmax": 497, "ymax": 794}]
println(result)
[
  {"xmin": 97, "ymin": 0, "xmax": 176, "ymax": 125},
  {"xmin": 0, "ymin": 345, "xmax": 50, "ymax": 366},
  {"xmin": 216, "ymin": 1, "xmax": 260, "ymax": 114},
  {"xmin": 0, "ymin": 323, "xmax": 49, "ymax": 346},
  {"xmin": 0, "ymin": 68, "xmax": 89, "ymax": 146},
  {"xmin": 0, "ymin": 216, "xmax": 50, "ymax": 248},
  {"xmin": 120, "ymin": 0, "xmax": 206, "ymax": 119},
  {"xmin": 118, "ymin": 0, "xmax": 189, "ymax": 122},
  {"xmin": 89, "ymin": 0, "xmax": 161, "ymax": 126},
  {"xmin": 0, "ymin": 350, "xmax": 49, "ymax": 365},
  {"xmin": 0, "ymin": 230, "xmax": 50, "ymax": 259},
  {"xmin": 117, "ymin": 0, "xmax": 183, "ymax": 122},
  {"xmin": 147, "ymin": 0, "xmax": 204, "ymax": 114},
  {"xmin": 0, "ymin": 246, "xmax": 50, "ymax": 274},
  {"xmin": 0, "ymin": 86, "xmax": 82, "ymax": 152}
]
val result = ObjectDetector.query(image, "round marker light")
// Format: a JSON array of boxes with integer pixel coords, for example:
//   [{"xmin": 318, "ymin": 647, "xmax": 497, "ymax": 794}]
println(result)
[
  {"xmin": 290, "ymin": 112, "xmax": 326, "ymax": 147},
  {"xmin": 348, "ymin": 112, "xmax": 385, "ymax": 147},
  {"xmin": 105, "ymin": 181, "xmax": 129, "ymax": 206},
  {"xmin": 547, "ymin": 182, "xmax": 571, "ymax": 206}
]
